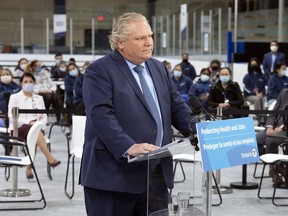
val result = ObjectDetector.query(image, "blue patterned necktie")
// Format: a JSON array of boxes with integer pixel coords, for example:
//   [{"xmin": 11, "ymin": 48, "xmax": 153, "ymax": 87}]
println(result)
[{"xmin": 134, "ymin": 65, "xmax": 163, "ymax": 147}]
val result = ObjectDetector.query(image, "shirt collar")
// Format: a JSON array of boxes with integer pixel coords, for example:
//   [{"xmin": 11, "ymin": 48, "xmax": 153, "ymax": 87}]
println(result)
[{"xmin": 125, "ymin": 59, "xmax": 146, "ymax": 72}]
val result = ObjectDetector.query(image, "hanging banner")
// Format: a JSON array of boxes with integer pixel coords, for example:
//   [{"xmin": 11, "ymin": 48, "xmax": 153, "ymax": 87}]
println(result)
[
  {"xmin": 53, "ymin": 14, "xmax": 67, "ymax": 38},
  {"xmin": 201, "ymin": 15, "xmax": 211, "ymax": 34},
  {"xmin": 162, "ymin": 32, "xmax": 167, "ymax": 48},
  {"xmin": 203, "ymin": 33, "xmax": 209, "ymax": 52},
  {"xmin": 196, "ymin": 117, "xmax": 259, "ymax": 172},
  {"xmin": 180, "ymin": 4, "xmax": 187, "ymax": 40}
]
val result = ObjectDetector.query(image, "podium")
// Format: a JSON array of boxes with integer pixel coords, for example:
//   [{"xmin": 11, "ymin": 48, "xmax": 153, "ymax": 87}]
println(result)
[{"xmin": 129, "ymin": 137, "xmax": 208, "ymax": 216}]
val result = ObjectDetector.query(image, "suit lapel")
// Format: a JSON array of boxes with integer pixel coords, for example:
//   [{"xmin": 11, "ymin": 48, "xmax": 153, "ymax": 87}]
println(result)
[{"xmin": 111, "ymin": 50, "xmax": 151, "ymax": 113}]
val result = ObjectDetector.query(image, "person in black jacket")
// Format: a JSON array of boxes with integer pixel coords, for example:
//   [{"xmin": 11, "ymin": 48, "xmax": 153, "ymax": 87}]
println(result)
[
  {"xmin": 179, "ymin": 52, "xmax": 197, "ymax": 81},
  {"xmin": 207, "ymin": 67, "xmax": 244, "ymax": 116},
  {"xmin": 0, "ymin": 68, "xmax": 21, "ymax": 114},
  {"xmin": 243, "ymin": 57, "xmax": 266, "ymax": 110},
  {"xmin": 256, "ymin": 88, "xmax": 288, "ymax": 183}
]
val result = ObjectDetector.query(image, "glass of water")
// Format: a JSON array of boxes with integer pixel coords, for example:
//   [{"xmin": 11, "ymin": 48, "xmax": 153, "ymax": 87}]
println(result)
[
  {"xmin": 177, "ymin": 192, "xmax": 190, "ymax": 213},
  {"xmin": 168, "ymin": 195, "xmax": 179, "ymax": 216}
]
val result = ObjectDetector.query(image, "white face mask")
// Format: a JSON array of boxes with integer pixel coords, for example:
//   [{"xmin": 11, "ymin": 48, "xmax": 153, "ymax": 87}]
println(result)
[
  {"xmin": 200, "ymin": 74, "xmax": 210, "ymax": 82},
  {"xmin": 1, "ymin": 75, "xmax": 12, "ymax": 84},
  {"xmin": 59, "ymin": 67, "xmax": 66, "ymax": 72},
  {"xmin": 281, "ymin": 69, "xmax": 287, "ymax": 77},
  {"xmin": 55, "ymin": 59, "xmax": 61, "ymax": 65},
  {"xmin": 20, "ymin": 63, "xmax": 27, "ymax": 71},
  {"xmin": 270, "ymin": 45, "xmax": 278, "ymax": 53}
]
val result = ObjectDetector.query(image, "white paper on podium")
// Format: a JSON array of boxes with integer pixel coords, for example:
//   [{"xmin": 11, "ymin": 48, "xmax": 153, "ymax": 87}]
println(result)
[{"xmin": 128, "ymin": 136, "xmax": 196, "ymax": 163}]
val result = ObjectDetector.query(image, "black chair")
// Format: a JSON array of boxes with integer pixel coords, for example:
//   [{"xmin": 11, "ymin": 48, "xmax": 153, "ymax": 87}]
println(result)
[
  {"xmin": 257, "ymin": 143, "xmax": 288, "ymax": 206},
  {"xmin": 0, "ymin": 112, "xmax": 11, "ymax": 181},
  {"xmin": 0, "ymin": 121, "xmax": 46, "ymax": 210}
]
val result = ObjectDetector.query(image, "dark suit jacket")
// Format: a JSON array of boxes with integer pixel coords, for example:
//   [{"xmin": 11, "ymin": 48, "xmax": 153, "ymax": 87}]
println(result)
[
  {"xmin": 79, "ymin": 50, "xmax": 194, "ymax": 194},
  {"xmin": 266, "ymin": 89, "xmax": 288, "ymax": 127},
  {"xmin": 262, "ymin": 51, "xmax": 286, "ymax": 79}
]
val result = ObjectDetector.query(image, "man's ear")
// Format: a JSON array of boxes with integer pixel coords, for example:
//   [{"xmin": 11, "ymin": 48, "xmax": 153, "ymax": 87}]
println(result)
[{"xmin": 117, "ymin": 40, "xmax": 124, "ymax": 49}]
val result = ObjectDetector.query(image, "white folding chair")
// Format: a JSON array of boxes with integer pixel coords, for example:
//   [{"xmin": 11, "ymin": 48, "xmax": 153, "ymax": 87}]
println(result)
[
  {"xmin": 253, "ymin": 126, "xmax": 266, "ymax": 178},
  {"xmin": 257, "ymin": 153, "xmax": 288, "ymax": 206},
  {"xmin": 64, "ymin": 115, "xmax": 86, "ymax": 199},
  {"xmin": 0, "ymin": 121, "xmax": 46, "ymax": 210}
]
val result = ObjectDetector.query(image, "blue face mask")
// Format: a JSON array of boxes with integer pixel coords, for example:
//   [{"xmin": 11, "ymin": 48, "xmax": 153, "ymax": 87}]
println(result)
[
  {"xmin": 200, "ymin": 74, "xmax": 210, "ymax": 82},
  {"xmin": 281, "ymin": 70, "xmax": 287, "ymax": 77},
  {"xmin": 219, "ymin": 75, "xmax": 230, "ymax": 83},
  {"xmin": 69, "ymin": 69, "xmax": 78, "ymax": 77},
  {"xmin": 22, "ymin": 83, "xmax": 34, "ymax": 93},
  {"xmin": 173, "ymin": 70, "xmax": 182, "ymax": 78},
  {"xmin": 35, "ymin": 66, "xmax": 42, "ymax": 73}
]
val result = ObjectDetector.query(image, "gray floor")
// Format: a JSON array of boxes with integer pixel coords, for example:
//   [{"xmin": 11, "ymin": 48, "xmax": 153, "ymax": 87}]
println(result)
[{"xmin": 0, "ymin": 118, "xmax": 287, "ymax": 216}]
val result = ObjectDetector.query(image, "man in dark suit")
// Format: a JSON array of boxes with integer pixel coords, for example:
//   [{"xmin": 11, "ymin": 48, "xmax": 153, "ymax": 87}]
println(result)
[
  {"xmin": 257, "ymin": 88, "xmax": 288, "ymax": 154},
  {"xmin": 256, "ymin": 89, "xmax": 288, "ymax": 181},
  {"xmin": 80, "ymin": 12, "xmax": 196, "ymax": 216},
  {"xmin": 262, "ymin": 40, "xmax": 286, "ymax": 80}
]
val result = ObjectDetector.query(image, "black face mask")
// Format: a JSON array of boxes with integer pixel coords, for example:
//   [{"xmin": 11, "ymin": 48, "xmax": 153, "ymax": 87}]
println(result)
[
  {"xmin": 250, "ymin": 65, "xmax": 259, "ymax": 71},
  {"xmin": 211, "ymin": 66, "xmax": 220, "ymax": 71},
  {"xmin": 182, "ymin": 59, "xmax": 188, "ymax": 63}
]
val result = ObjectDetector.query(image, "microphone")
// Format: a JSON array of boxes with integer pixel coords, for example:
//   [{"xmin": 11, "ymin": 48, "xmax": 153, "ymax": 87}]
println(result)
[{"xmin": 189, "ymin": 96, "xmax": 216, "ymax": 121}]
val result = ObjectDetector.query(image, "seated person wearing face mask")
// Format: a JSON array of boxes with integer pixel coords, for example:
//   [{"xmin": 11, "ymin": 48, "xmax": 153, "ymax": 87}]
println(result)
[
  {"xmin": 50, "ymin": 52, "xmax": 63, "ymax": 80},
  {"xmin": 243, "ymin": 57, "xmax": 266, "ymax": 110},
  {"xmin": 25, "ymin": 59, "xmax": 61, "ymax": 122},
  {"xmin": 8, "ymin": 73, "xmax": 61, "ymax": 179},
  {"xmin": 13, "ymin": 58, "xmax": 29, "ymax": 83},
  {"xmin": 73, "ymin": 61, "xmax": 90, "ymax": 115},
  {"xmin": 53, "ymin": 60, "xmax": 67, "ymax": 81},
  {"xmin": 0, "ymin": 68, "xmax": 21, "ymax": 127},
  {"xmin": 209, "ymin": 59, "xmax": 221, "ymax": 83},
  {"xmin": 267, "ymin": 61, "xmax": 288, "ymax": 106},
  {"xmin": 207, "ymin": 67, "xmax": 244, "ymax": 116},
  {"xmin": 64, "ymin": 63, "xmax": 80, "ymax": 125},
  {"xmin": 189, "ymin": 68, "xmax": 212, "ymax": 108},
  {"xmin": 172, "ymin": 64, "xmax": 193, "ymax": 103},
  {"xmin": 0, "ymin": 68, "xmax": 21, "ymax": 112}
]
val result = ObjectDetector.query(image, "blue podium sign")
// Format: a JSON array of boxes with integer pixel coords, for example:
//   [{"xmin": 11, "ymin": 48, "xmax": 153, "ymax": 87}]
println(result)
[{"xmin": 196, "ymin": 117, "xmax": 259, "ymax": 172}]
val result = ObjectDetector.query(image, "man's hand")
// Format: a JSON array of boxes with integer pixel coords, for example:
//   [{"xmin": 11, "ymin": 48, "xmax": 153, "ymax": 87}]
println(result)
[
  {"xmin": 266, "ymin": 127, "xmax": 282, "ymax": 136},
  {"xmin": 127, "ymin": 143, "xmax": 160, "ymax": 157},
  {"xmin": 218, "ymin": 103, "xmax": 230, "ymax": 108},
  {"xmin": 274, "ymin": 127, "xmax": 283, "ymax": 132},
  {"xmin": 256, "ymin": 92, "xmax": 263, "ymax": 98},
  {"xmin": 29, "ymin": 120, "xmax": 36, "ymax": 125}
]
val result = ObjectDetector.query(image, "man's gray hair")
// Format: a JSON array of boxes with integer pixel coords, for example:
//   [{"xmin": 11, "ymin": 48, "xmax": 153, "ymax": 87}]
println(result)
[{"xmin": 108, "ymin": 12, "xmax": 149, "ymax": 50}]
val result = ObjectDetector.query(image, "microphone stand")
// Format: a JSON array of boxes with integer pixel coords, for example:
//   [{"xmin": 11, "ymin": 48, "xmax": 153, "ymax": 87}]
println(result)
[
  {"xmin": 190, "ymin": 108, "xmax": 213, "ymax": 216},
  {"xmin": 212, "ymin": 108, "xmax": 233, "ymax": 196},
  {"xmin": 190, "ymin": 104, "xmax": 233, "ymax": 215}
]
